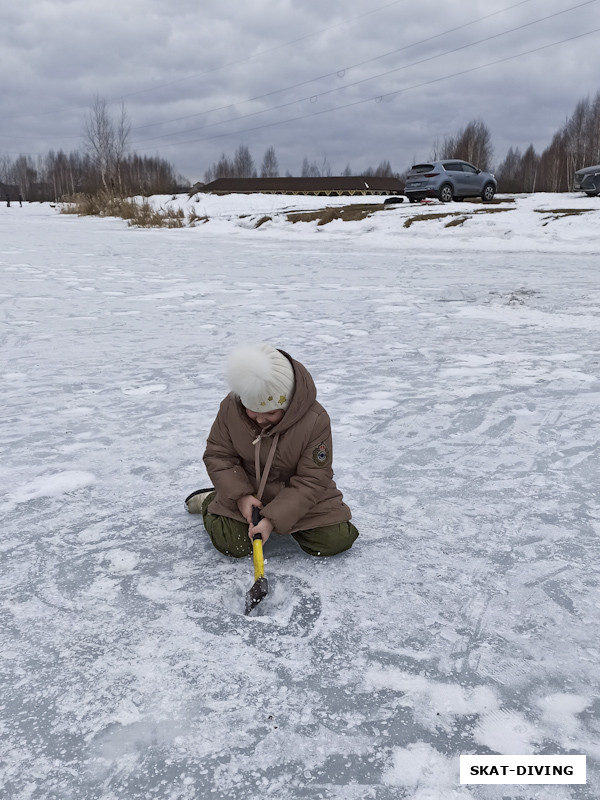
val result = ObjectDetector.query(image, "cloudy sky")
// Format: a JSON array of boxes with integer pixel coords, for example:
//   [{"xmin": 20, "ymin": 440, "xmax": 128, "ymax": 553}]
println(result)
[{"xmin": 1, "ymin": 0, "xmax": 599, "ymax": 182}]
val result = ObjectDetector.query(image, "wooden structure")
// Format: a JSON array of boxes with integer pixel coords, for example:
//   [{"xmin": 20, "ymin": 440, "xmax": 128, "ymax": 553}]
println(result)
[{"xmin": 191, "ymin": 176, "xmax": 404, "ymax": 197}]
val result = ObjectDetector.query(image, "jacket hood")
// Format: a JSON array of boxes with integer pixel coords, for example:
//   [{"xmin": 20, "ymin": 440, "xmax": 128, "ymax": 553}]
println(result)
[{"xmin": 274, "ymin": 350, "xmax": 317, "ymax": 432}]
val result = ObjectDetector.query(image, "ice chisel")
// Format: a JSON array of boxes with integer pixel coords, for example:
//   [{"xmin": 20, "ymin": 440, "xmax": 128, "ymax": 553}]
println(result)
[{"xmin": 244, "ymin": 506, "xmax": 268, "ymax": 615}]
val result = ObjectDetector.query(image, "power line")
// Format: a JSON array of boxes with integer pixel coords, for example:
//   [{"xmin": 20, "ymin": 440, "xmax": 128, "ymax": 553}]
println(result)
[
  {"xmin": 2, "ymin": 0, "xmax": 533, "ymax": 149},
  {"xmin": 114, "ymin": 0, "xmax": 409, "ymax": 101},
  {"xmin": 134, "ymin": 26, "xmax": 600, "ymax": 151},
  {"xmin": 0, "ymin": 0, "xmax": 408, "ymax": 129},
  {"xmin": 131, "ymin": 0, "xmax": 537, "ymax": 133},
  {"xmin": 130, "ymin": 0, "xmax": 598, "ymax": 146},
  {"xmin": 1, "ymin": 1, "xmax": 597, "ymax": 161}
]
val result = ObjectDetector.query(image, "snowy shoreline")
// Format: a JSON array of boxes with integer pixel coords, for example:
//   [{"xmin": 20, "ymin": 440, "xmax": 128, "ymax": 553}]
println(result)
[
  {"xmin": 4, "ymin": 190, "xmax": 600, "ymax": 254},
  {"xmin": 166, "ymin": 190, "xmax": 600, "ymax": 253}
]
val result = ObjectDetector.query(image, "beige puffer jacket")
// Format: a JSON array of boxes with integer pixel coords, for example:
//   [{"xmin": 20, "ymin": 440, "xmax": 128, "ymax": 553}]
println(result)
[{"xmin": 203, "ymin": 350, "xmax": 352, "ymax": 534}]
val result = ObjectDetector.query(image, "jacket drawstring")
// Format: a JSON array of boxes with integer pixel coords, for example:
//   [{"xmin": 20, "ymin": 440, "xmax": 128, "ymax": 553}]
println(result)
[{"xmin": 254, "ymin": 431, "xmax": 280, "ymax": 502}]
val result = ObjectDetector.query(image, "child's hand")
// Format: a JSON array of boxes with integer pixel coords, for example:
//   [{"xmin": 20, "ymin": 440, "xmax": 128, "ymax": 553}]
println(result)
[
  {"xmin": 249, "ymin": 517, "xmax": 274, "ymax": 544},
  {"xmin": 237, "ymin": 494, "xmax": 262, "ymax": 523}
]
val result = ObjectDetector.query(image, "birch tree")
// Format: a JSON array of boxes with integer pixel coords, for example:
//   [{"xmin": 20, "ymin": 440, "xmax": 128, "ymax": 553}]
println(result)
[
  {"xmin": 83, "ymin": 95, "xmax": 130, "ymax": 192},
  {"xmin": 260, "ymin": 146, "xmax": 279, "ymax": 178}
]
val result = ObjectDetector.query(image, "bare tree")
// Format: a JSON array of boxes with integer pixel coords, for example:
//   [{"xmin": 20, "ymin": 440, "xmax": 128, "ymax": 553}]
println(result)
[
  {"xmin": 301, "ymin": 157, "xmax": 320, "ymax": 177},
  {"xmin": 441, "ymin": 119, "xmax": 493, "ymax": 170},
  {"xmin": 83, "ymin": 95, "xmax": 130, "ymax": 192},
  {"xmin": 496, "ymin": 144, "xmax": 539, "ymax": 194},
  {"xmin": 260, "ymin": 146, "xmax": 279, "ymax": 178},
  {"xmin": 439, "ymin": 135, "xmax": 455, "ymax": 161},
  {"xmin": 429, "ymin": 137, "xmax": 442, "ymax": 161},
  {"xmin": 11, "ymin": 155, "xmax": 37, "ymax": 199},
  {"xmin": 520, "ymin": 145, "xmax": 537, "ymax": 193},
  {"xmin": 215, "ymin": 153, "xmax": 234, "ymax": 179},
  {"xmin": 114, "ymin": 101, "xmax": 131, "ymax": 192},
  {"xmin": 495, "ymin": 146, "xmax": 522, "ymax": 193},
  {"xmin": 204, "ymin": 153, "xmax": 233, "ymax": 182},
  {"xmin": 84, "ymin": 95, "xmax": 115, "ymax": 190},
  {"xmin": 374, "ymin": 160, "xmax": 394, "ymax": 177},
  {"xmin": 538, "ymin": 132, "xmax": 568, "ymax": 192},
  {"xmin": 0, "ymin": 154, "xmax": 11, "ymax": 182},
  {"xmin": 204, "ymin": 147, "xmax": 256, "ymax": 181},
  {"xmin": 590, "ymin": 92, "xmax": 600, "ymax": 164},
  {"xmin": 562, "ymin": 91, "xmax": 600, "ymax": 187},
  {"xmin": 233, "ymin": 145, "xmax": 255, "ymax": 178}
]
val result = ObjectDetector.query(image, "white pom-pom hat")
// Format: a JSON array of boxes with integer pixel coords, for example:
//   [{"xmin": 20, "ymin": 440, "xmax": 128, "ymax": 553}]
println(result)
[{"xmin": 227, "ymin": 343, "xmax": 295, "ymax": 412}]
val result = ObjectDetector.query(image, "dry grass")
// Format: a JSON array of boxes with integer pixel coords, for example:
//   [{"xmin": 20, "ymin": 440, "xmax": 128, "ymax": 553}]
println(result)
[
  {"xmin": 534, "ymin": 208, "xmax": 594, "ymax": 226},
  {"xmin": 535, "ymin": 208, "xmax": 593, "ymax": 215},
  {"xmin": 472, "ymin": 207, "xmax": 514, "ymax": 214},
  {"xmin": 188, "ymin": 211, "xmax": 209, "ymax": 226},
  {"xmin": 60, "ymin": 192, "xmax": 130, "ymax": 217},
  {"xmin": 444, "ymin": 216, "xmax": 468, "ymax": 228},
  {"xmin": 126, "ymin": 202, "xmax": 184, "ymax": 228},
  {"xmin": 60, "ymin": 193, "xmax": 184, "ymax": 227},
  {"xmin": 463, "ymin": 197, "xmax": 516, "ymax": 205},
  {"xmin": 285, "ymin": 201, "xmax": 517, "ymax": 229},
  {"xmin": 403, "ymin": 212, "xmax": 461, "ymax": 228},
  {"xmin": 286, "ymin": 203, "xmax": 385, "ymax": 225},
  {"xmin": 254, "ymin": 215, "xmax": 272, "ymax": 228},
  {"xmin": 404, "ymin": 205, "xmax": 515, "ymax": 228}
]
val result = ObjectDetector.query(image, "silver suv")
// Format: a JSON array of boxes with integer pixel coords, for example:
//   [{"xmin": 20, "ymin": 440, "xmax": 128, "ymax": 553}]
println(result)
[
  {"xmin": 405, "ymin": 159, "xmax": 497, "ymax": 203},
  {"xmin": 574, "ymin": 164, "xmax": 600, "ymax": 196}
]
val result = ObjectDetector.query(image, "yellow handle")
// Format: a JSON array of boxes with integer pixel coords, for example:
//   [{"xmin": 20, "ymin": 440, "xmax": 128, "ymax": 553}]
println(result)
[{"xmin": 252, "ymin": 536, "xmax": 264, "ymax": 581}]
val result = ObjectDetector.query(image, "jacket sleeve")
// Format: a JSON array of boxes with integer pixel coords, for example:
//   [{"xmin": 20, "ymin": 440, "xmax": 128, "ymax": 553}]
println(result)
[
  {"xmin": 203, "ymin": 401, "xmax": 256, "ymax": 501},
  {"xmin": 261, "ymin": 410, "xmax": 335, "ymax": 534}
]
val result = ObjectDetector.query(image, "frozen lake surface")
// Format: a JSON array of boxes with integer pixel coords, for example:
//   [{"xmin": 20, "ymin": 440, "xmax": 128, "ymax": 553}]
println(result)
[{"xmin": 1, "ymin": 195, "xmax": 599, "ymax": 799}]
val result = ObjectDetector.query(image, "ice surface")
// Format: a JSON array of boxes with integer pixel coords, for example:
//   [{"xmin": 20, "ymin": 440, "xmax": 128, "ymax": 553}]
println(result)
[{"xmin": 1, "ymin": 195, "xmax": 599, "ymax": 799}]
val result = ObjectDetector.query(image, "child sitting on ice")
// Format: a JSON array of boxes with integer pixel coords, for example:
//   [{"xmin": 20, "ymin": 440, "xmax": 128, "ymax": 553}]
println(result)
[{"xmin": 185, "ymin": 343, "xmax": 358, "ymax": 557}]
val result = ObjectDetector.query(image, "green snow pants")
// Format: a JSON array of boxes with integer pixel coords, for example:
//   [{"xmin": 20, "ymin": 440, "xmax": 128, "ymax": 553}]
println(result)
[{"xmin": 199, "ymin": 492, "xmax": 359, "ymax": 558}]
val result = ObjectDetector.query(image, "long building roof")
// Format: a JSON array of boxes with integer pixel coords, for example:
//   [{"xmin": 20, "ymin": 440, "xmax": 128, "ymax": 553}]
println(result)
[{"xmin": 193, "ymin": 176, "xmax": 404, "ymax": 196}]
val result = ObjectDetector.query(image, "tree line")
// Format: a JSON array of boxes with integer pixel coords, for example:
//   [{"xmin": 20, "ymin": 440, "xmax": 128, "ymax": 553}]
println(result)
[
  {"xmin": 203, "ymin": 90, "xmax": 600, "ymax": 194},
  {"xmin": 0, "ymin": 150, "xmax": 185, "ymax": 202},
  {"xmin": 495, "ymin": 91, "xmax": 600, "ymax": 193},
  {"xmin": 427, "ymin": 91, "xmax": 600, "ymax": 193},
  {"xmin": 2, "ymin": 90, "xmax": 599, "ymax": 200},
  {"xmin": 202, "ymin": 144, "xmax": 396, "ymax": 183},
  {"xmin": 0, "ymin": 97, "xmax": 187, "ymax": 202}
]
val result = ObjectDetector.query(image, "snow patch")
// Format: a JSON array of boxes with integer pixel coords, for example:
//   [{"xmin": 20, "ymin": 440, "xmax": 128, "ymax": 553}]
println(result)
[
  {"xmin": 365, "ymin": 665, "xmax": 498, "ymax": 733},
  {"xmin": 103, "ymin": 548, "xmax": 139, "ymax": 575},
  {"xmin": 536, "ymin": 692, "xmax": 591, "ymax": 735},
  {"xmin": 2, "ymin": 470, "xmax": 95, "ymax": 511},
  {"xmin": 473, "ymin": 708, "xmax": 540, "ymax": 754},
  {"xmin": 382, "ymin": 743, "xmax": 469, "ymax": 799}
]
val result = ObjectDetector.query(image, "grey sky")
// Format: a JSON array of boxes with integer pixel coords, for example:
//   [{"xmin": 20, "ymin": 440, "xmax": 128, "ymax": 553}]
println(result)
[{"xmin": 1, "ymin": 0, "xmax": 599, "ymax": 182}]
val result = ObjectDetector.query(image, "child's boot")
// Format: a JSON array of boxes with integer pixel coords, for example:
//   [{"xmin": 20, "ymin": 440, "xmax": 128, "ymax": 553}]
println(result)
[{"xmin": 184, "ymin": 488, "xmax": 214, "ymax": 514}]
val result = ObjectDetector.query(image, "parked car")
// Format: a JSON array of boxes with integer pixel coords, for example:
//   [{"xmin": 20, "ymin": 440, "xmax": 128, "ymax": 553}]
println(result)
[
  {"xmin": 404, "ymin": 159, "xmax": 497, "ymax": 203},
  {"xmin": 574, "ymin": 164, "xmax": 600, "ymax": 196}
]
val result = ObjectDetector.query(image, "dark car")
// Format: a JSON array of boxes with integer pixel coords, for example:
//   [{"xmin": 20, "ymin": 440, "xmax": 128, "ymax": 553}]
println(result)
[
  {"xmin": 574, "ymin": 164, "xmax": 600, "ymax": 196},
  {"xmin": 404, "ymin": 159, "xmax": 497, "ymax": 203}
]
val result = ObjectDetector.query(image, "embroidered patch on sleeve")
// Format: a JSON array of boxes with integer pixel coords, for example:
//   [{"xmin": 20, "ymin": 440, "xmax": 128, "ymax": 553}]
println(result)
[{"xmin": 312, "ymin": 442, "xmax": 331, "ymax": 467}]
